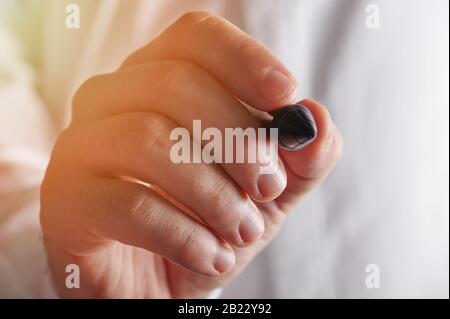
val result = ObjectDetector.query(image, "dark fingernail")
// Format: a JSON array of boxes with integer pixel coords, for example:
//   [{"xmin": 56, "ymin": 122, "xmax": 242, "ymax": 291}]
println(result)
[{"xmin": 271, "ymin": 104, "xmax": 317, "ymax": 151}]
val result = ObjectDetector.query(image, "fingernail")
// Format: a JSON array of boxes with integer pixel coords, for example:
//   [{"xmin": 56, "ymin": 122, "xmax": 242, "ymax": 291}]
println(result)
[
  {"xmin": 257, "ymin": 161, "xmax": 287, "ymax": 200},
  {"xmin": 238, "ymin": 205, "xmax": 265, "ymax": 243},
  {"xmin": 271, "ymin": 105, "xmax": 317, "ymax": 151},
  {"xmin": 260, "ymin": 68, "xmax": 297, "ymax": 103},
  {"xmin": 213, "ymin": 243, "xmax": 235, "ymax": 273}
]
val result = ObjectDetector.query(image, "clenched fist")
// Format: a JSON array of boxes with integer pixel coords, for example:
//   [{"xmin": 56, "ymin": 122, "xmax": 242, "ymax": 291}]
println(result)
[{"xmin": 40, "ymin": 12, "xmax": 342, "ymax": 298}]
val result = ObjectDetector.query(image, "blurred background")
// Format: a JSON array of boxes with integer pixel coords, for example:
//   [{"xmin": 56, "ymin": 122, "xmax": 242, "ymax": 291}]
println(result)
[{"xmin": 0, "ymin": 0, "xmax": 448, "ymax": 298}]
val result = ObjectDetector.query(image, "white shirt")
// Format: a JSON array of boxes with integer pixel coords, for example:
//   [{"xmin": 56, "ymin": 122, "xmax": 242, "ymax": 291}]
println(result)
[{"xmin": 0, "ymin": 0, "xmax": 448, "ymax": 298}]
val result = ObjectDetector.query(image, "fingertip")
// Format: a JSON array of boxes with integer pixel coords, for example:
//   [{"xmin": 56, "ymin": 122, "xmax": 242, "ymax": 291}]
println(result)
[
  {"xmin": 279, "ymin": 99, "xmax": 342, "ymax": 181},
  {"xmin": 296, "ymin": 99, "xmax": 334, "ymax": 153}
]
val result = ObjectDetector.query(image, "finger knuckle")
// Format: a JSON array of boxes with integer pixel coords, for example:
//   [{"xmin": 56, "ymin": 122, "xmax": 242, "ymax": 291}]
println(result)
[
  {"xmin": 49, "ymin": 128, "xmax": 73, "ymax": 161},
  {"xmin": 139, "ymin": 115, "xmax": 172, "ymax": 158},
  {"xmin": 71, "ymin": 74, "xmax": 109, "ymax": 122},
  {"xmin": 161, "ymin": 61, "xmax": 201, "ymax": 93},
  {"xmin": 109, "ymin": 114, "xmax": 171, "ymax": 161}
]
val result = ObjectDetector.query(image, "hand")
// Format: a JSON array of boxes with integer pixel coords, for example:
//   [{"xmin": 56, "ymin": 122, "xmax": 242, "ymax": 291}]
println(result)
[{"xmin": 40, "ymin": 12, "xmax": 343, "ymax": 298}]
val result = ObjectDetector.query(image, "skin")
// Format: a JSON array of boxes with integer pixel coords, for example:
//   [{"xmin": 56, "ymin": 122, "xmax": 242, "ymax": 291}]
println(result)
[{"xmin": 40, "ymin": 12, "xmax": 343, "ymax": 298}]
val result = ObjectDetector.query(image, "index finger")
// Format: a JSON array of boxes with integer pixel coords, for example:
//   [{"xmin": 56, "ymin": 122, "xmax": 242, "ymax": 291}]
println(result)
[{"xmin": 122, "ymin": 11, "xmax": 298, "ymax": 111}]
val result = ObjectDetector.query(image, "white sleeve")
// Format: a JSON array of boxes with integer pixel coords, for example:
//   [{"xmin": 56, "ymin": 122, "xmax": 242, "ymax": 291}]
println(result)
[{"xmin": 0, "ymin": 8, "xmax": 55, "ymax": 298}]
